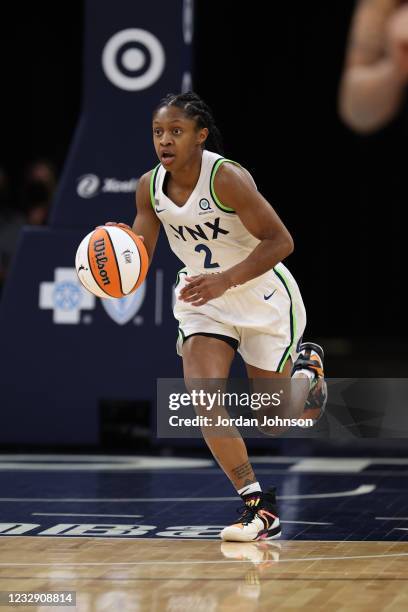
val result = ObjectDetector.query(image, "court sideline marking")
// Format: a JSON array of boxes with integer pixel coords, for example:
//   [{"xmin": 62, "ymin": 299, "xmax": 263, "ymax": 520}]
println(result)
[
  {"xmin": 0, "ymin": 551, "xmax": 408, "ymax": 565},
  {"xmin": 0, "ymin": 484, "xmax": 376, "ymax": 502}
]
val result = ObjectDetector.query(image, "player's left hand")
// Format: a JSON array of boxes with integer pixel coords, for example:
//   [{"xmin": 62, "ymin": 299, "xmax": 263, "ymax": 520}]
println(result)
[{"xmin": 179, "ymin": 273, "xmax": 230, "ymax": 306}]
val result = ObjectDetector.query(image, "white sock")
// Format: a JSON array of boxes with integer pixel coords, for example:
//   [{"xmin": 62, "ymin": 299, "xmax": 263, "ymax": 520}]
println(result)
[
  {"xmin": 292, "ymin": 368, "xmax": 315, "ymax": 383},
  {"xmin": 292, "ymin": 369, "xmax": 316, "ymax": 392},
  {"xmin": 237, "ymin": 481, "xmax": 262, "ymax": 496},
  {"xmin": 292, "ymin": 350, "xmax": 321, "ymax": 389}
]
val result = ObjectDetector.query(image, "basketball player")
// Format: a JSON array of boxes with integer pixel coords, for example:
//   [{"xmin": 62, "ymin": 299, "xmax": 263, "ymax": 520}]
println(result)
[
  {"xmin": 340, "ymin": 0, "xmax": 408, "ymax": 132},
  {"xmin": 107, "ymin": 92, "xmax": 327, "ymax": 542}
]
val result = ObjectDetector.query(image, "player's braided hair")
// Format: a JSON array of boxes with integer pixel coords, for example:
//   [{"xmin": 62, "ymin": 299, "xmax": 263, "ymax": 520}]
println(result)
[{"xmin": 153, "ymin": 92, "xmax": 224, "ymax": 155}]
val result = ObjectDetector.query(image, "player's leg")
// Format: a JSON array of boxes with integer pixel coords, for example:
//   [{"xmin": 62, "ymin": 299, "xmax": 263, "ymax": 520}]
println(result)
[
  {"xmin": 219, "ymin": 361, "xmax": 296, "ymax": 543},
  {"xmin": 181, "ymin": 334, "xmax": 260, "ymax": 493},
  {"xmin": 219, "ymin": 342, "xmax": 326, "ymax": 542},
  {"xmin": 220, "ymin": 353, "xmax": 326, "ymax": 543},
  {"xmin": 182, "ymin": 335, "xmax": 278, "ymax": 542},
  {"xmin": 243, "ymin": 344, "xmax": 327, "ymax": 433},
  {"xmin": 245, "ymin": 358, "xmax": 309, "ymax": 433}
]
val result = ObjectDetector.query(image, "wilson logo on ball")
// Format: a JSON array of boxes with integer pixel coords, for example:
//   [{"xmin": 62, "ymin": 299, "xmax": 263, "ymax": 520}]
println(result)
[
  {"xmin": 75, "ymin": 226, "xmax": 148, "ymax": 299},
  {"xmin": 93, "ymin": 238, "xmax": 111, "ymax": 286}
]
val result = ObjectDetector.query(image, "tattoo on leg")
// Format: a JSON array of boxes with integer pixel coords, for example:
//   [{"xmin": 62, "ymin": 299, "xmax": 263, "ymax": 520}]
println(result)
[
  {"xmin": 242, "ymin": 479, "xmax": 256, "ymax": 487},
  {"xmin": 231, "ymin": 461, "xmax": 255, "ymax": 483}
]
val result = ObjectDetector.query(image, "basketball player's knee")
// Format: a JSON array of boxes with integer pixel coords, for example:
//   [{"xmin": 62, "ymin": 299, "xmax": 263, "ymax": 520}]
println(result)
[
  {"xmin": 256, "ymin": 406, "xmax": 291, "ymax": 436},
  {"xmin": 254, "ymin": 397, "xmax": 292, "ymax": 436},
  {"xmin": 257, "ymin": 424, "xmax": 290, "ymax": 437},
  {"xmin": 256, "ymin": 416, "xmax": 290, "ymax": 437}
]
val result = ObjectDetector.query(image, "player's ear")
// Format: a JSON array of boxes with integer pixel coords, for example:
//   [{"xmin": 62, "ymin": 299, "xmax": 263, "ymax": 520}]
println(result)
[{"xmin": 197, "ymin": 127, "xmax": 208, "ymax": 146}]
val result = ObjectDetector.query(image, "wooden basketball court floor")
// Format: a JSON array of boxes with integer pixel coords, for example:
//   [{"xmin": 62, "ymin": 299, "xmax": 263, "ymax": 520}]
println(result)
[{"xmin": 0, "ymin": 453, "xmax": 407, "ymax": 611}]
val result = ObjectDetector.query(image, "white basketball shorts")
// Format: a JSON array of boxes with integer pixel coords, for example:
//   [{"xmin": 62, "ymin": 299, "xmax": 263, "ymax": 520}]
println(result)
[{"xmin": 173, "ymin": 262, "xmax": 307, "ymax": 372}]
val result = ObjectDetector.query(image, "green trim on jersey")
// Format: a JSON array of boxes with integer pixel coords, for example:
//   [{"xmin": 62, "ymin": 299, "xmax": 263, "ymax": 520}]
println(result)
[
  {"xmin": 210, "ymin": 158, "xmax": 241, "ymax": 214},
  {"xmin": 176, "ymin": 326, "xmax": 186, "ymax": 357},
  {"xmin": 149, "ymin": 164, "xmax": 161, "ymax": 210},
  {"xmin": 273, "ymin": 267, "xmax": 297, "ymax": 373},
  {"xmin": 175, "ymin": 267, "xmax": 188, "ymax": 288},
  {"xmin": 178, "ymin": 326, "xmax": 186, "ymax": 343}
]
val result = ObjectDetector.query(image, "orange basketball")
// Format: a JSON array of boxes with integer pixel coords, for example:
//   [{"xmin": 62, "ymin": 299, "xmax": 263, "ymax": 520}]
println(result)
[{"xmin": 75, "ymin": 225, "xmax": 148, "ymax": 299}]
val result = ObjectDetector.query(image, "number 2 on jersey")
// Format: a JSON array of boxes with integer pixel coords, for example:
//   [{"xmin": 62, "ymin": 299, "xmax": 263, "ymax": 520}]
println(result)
[{"xmin": 194, "ymin": 244, "xmax": 220, "ymax": 269}]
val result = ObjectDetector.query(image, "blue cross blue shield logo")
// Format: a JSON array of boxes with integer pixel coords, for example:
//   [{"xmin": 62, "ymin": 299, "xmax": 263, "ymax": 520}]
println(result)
[{"xmin": 101, "ymin": 282, "xmax": 146, "ymax": 325}]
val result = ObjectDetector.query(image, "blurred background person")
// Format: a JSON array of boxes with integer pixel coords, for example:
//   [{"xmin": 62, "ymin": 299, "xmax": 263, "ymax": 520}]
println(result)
[
  {"xmin": 19, "ymin": 159, "xmax": 56, "ymax": 226},
  {"xmin": 0, "ymin": 160, "xmax": 56, "ymax": 297},
  {"xmin": 339, "ymin": 0, "xmax": 408, "ymax": 132}
]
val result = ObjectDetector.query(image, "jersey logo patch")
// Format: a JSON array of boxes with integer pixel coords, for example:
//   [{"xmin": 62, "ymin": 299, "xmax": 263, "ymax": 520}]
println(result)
[
  {"xmin": 154, "ymin": 198, "xmax": 166, "ymax": 213},
  {"xmin": 264, "ymin": 290, "xmax": 277, "ymax": 301},
  {"xmin": 199, "ymin": 198, "xmax": 211, "ymax": 211}
]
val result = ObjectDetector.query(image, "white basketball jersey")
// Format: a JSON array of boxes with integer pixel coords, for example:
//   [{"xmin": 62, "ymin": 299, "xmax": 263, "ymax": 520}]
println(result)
[{"xmin": 150, "ymin": 150, "xmax": 261, "ymax": 276}]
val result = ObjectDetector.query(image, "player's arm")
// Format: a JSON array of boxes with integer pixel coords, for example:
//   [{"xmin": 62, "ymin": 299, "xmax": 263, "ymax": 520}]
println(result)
[
  {"xmin": 131, "ymin": 171, "xmax": 160, "ymax": 264},
  {"xmin": 216, "ymin": 163, "xmax": 294, "ymax": 287},
  {"xmin": 339, "ymin": 0, "xmax": 408, "ymax": 132},
  {"xmin": 106, "ymin": 171, "xmax": 160, "ymax": 265},
  {"xmin": 179, "ymin": 164, "xmax": 293, "ymax": 306}
]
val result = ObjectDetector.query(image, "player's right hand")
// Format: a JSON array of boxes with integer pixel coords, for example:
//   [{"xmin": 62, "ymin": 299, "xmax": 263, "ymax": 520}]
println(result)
[
  {"xmin": 97, "ymin": 222, "xmax": 144, "ymax": 241},
  {"xmin": 104, "ymin": 221, "xmax": 132, "ymax": 230}
]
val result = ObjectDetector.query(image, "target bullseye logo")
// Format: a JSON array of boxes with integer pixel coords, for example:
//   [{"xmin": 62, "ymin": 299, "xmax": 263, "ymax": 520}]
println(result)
[{"xmin": 102, "ymin": 29, "xmax": 165, "ymax": 91}]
